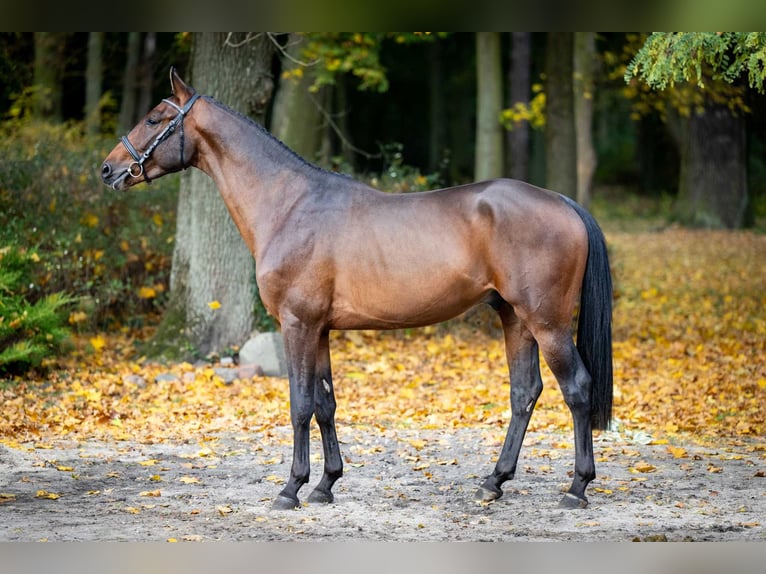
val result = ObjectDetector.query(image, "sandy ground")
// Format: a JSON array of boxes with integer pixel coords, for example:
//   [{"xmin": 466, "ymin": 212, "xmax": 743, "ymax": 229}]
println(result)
[{"xmin": 1, "ymin": 426, "xmax": 764, "ymax": 542}]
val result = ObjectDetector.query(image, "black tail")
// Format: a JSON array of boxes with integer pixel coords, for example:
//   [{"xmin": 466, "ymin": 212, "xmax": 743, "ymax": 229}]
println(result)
[{"xmin": 561, "ymin": 195, "xmax": 613, "ymax": 430}]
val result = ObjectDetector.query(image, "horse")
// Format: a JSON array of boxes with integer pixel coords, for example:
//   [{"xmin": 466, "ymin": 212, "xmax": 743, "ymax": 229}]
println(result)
[{"xmin": 101, "ymin": 67, "xmax": 613, "ymax": 511}]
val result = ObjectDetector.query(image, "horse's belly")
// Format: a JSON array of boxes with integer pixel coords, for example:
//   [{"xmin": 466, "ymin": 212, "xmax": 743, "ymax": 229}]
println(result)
[{"xmin": 329, "ymin": 271, "xmax": 490, "ymax": 330}]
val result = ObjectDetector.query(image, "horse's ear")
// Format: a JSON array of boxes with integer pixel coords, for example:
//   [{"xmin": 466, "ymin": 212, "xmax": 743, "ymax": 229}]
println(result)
[{"xmin": 169, "ymin": 67, "xmax": 194, "ymax": 103}]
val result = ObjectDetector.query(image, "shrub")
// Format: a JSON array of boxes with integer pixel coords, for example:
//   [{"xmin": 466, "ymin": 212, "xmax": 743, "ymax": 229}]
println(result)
[
  {"xmin": 0, "ymin": 119, "xmax": 179, "ymax": 330},
  {"xmin": 0, "ymin": 245, "xmax": 74, "ymax": 375}
]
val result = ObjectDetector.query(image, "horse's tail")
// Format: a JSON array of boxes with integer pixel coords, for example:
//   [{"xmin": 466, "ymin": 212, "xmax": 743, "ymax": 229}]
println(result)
[{"xmin": 561, "ymin": 195, "xmax": 613, "ymax": 430}]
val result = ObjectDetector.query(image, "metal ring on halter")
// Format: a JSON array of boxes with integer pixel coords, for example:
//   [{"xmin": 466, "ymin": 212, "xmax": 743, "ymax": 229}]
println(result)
[{"xmin": 128, "ymin": 162, "xmax": 144, "ymax": 178}]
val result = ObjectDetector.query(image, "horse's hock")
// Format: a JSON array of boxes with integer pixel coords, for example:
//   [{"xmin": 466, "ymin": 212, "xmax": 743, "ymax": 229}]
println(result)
[{"xmin": 239, "ymin": 332, "xmax": 288, "ymax": 378}]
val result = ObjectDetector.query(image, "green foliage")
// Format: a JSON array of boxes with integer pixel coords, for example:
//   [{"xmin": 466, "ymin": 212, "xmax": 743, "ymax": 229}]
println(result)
[
  {"xmin": 625, "ymin": 32, "xmax": 766, "ymax": 93},
  {"xmin": 609, "ymin": 34, "xmax": 750, "ymax": 121},
  {"xmin": 0, "ymin": 116, "xmax": 179, "ymax": 331},
  {"xmin": 0, "ymin": 245, "xmax": 74, "ymax": 375},
  {"xmin": 367, "ymin": 142, "xmax": 444, "ymax": 193},
  {"xmin": 294, "ymin": 32, "xmax": 445, "ymax": 94}
]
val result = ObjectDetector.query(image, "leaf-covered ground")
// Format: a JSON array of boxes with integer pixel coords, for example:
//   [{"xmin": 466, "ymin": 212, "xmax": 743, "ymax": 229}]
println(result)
[{"xmin": 1, "ymin": 229, "xmax": 765, "ymax": 448}]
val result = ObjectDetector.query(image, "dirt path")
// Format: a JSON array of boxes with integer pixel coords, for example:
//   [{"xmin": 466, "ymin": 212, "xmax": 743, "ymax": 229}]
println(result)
[{"xmin": 1, "ymin": 427, "xmax": 764, "ymax": 541}]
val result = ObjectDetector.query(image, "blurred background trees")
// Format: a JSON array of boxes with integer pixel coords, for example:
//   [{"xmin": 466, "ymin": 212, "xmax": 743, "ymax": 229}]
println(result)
[{"xmin": 2, "ymin": 32, "xmax": 765, "ymax": 362}]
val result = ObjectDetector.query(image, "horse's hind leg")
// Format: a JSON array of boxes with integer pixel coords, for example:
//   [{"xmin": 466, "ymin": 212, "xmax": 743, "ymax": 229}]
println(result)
[
  {"xmin": 476, "ymin": 302, "xmax": 543, "ymax": 502},
  {"xmin": 307, "ymin": 331, "xmax": 343, "ymax": 504},
  {"xmin": 534, "ymin": 328, "xmax": 595, "ymax": 508}
]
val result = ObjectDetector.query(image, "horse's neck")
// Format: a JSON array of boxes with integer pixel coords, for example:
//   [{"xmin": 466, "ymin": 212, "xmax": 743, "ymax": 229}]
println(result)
[{"xmin": 192, "ymin": 99, "xmax": 311, "ymax": 259}]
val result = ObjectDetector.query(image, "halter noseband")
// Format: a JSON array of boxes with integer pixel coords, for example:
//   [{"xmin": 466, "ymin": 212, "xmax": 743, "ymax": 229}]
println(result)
[{"xmin": 119, "ymin": 92, "xmax": 201, "ymax": 184}]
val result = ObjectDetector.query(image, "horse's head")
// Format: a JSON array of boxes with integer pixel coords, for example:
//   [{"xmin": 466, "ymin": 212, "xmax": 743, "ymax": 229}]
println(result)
[{"xmin": 101, "ymin": 67, "xmax": 200, "ymax": 191}]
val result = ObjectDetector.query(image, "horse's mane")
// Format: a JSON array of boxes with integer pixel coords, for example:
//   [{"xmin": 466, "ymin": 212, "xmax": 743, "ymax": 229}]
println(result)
[{"xmin": 202, "ymin": 95, "xmax": 355, "ymax": 183}]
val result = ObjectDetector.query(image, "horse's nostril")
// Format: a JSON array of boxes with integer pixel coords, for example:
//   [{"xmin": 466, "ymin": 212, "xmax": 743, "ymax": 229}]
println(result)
[{"xmin": 102, "ymin": 163, "xmax": 112, "ymax": 178}]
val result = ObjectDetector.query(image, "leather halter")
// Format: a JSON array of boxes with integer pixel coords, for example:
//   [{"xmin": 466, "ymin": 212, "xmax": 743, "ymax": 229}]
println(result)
[{"xmin": 119, "ymin": 92, "xmax": 200, "ymax": 183}]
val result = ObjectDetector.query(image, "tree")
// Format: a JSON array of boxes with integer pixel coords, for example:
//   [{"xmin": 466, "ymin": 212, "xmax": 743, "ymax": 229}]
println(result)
[
  {"xmin": 33, "ymin": 32, "xmax": 67, "ymax": 121},
  {"xmin": 474, "ymin": 32, "xmax": 503, "ymax": 181},
  {"xmin": 117, "ymin": 32, "xmax": 141, "ymax": 134},
  {"xmin": 545, "ymin": 33, "xmax": 577, "ymax": 198},
  {"xmin": 160, "ymin": 32, "xmax": 274, "ymax": 357},
  {"xmin": 574, "ymin": 32, "xmax": 596, "ymax": 209},
  {"xmin": 84, "ymin": 32, "xmax": 103, "ymax": 136},
  {"xmin": 625, "ymin": 32, "xmax": 762, "ymax": 228},
  {"xmin": 507, "ymin": 32, "xmax": 531, "ymax": 182},
  {"xmin": 271, "ymin": 33, "xmax": 325, "ymax": 161}
]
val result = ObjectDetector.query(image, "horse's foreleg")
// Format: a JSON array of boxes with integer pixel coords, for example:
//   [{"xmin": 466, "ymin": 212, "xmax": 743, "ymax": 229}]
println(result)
[
  {"xmin": 307, "ymin": 331, "xmax": 343, "ymax": 504},
  {"xmin": 272, "ymin": 320, "xmax": 320, "ymax": 510},
  {"xmin": 536, "ymin": 330, "xmax": 595, "ymax": 509},
  {"xmin": 476, "ymin": 309, "xmax": 543, "ymax": 502}
]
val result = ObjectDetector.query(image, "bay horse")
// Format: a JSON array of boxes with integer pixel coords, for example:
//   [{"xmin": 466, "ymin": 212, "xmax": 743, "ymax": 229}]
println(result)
[{"xmin": 101, "ymin": 68, "xmax": 613, "ymax": 510}]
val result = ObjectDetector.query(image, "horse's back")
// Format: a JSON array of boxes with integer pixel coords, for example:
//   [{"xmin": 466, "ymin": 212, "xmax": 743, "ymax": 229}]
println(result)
[{"xmin": 321, "ymin": 178, "xmax": 588, "ymax": 330}]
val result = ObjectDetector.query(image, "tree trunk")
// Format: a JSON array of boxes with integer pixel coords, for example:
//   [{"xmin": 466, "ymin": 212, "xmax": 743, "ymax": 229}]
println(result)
[
  {"xmin": 507, "ymin": 32, "xmax": 531, "ymax": 182},
  {"xmin": 137, "ymin": 32, "xmax": 156, "ymax": 116},
  {"xmin": 474, "ymin": 32, "xmax": 504, "ymax": 181},
  {"xmin": 118, "ymin": 32, "xmax": 141, "ymax": 134},
  {"xmin": 84, "ymin": 32, "xmax": 103, "ymax": 136},
  {"xmin": 545, "ymin": 33, "xmax": 577, "ymax": 198},
  {"xmin": 163, "ymin": 32, "xmax": 275, "ymax": 357},
  {"xmin": 574, "ymin": 32, "xmax": 596, "ymax": 209},
  {"xmin": 33, "ymin": 32, "xmax": 66, "ymax": 121},
  {"xmin": 429, "ymin": 40, "xmax": 446, "ymax": 175},
  {"xmin": 675, "ymin": 105, "xmax": 748, "ymax": 228},
  {"xmin": 271, "ymin": 33, "xmax": 323, "ymax": 162}
]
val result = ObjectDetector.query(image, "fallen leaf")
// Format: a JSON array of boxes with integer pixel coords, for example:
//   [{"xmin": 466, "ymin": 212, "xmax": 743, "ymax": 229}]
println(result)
[
  {"xmin": 139, "ymin": 489, "xmax": 161, "ymax": 497},
  {"xmin": 667, "ymin": 446, "xmax": 688, "ymax": 459},
  {"xmin": 35, "ymin": 490, "xmax": 60, "ymax": 500},
  {"xmin": 216, "ymin": 505, "xmax": 233, "ymax": 515},
  {"xmin": 179, "ymin": 476, "xmax": 201, "ymax": 484},
  {"xmin": 629, "ymin": 461, "xmax": 657, "ymax": 473}
]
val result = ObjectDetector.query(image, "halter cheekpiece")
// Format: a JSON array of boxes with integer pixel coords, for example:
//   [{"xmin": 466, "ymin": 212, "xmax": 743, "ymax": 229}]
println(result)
[{"xmin": 120, "ymin": 92, "xmax": 200, "ymax": 184}]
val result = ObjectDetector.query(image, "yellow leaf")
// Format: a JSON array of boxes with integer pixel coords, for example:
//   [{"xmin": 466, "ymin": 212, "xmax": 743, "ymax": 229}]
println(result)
[
  {"xmin": 68, "ymin": 311, "xmax": 88, "ymax": 325},
  {"xmin": 167, "ymin": 538, "xmax": 178, "ymax": 543},
  {"xmin": 758, "ymin": 378, "xmax": 766, "ymax": 389},
  {"xmin": 139, "ymin": 489, "xmax": 162, "ymax": 497},
  {"xmin": 216, "ymin": 505, "xmax": 233, "ymax": 515},
  {"xmin": 152, "ymin": 213, "xmax": 163, "ymax": 227},
  {"xmin": 629, "ymin": 461, "xmax": 657, "ymax": 473},
  {"xmin": 80, "ymin": 212, "xmax": 99, "ymax": 228},
  {"xmin": 36, "ymin": 490, "xmax": 60, "ymax": 500},
  {"xmin": 150, "ymin": 475, "xmax": 163, "ymax": 482},
  {"xmin": 55, "ymin": 465, "xmax": 74, "ymax": 472},
  {"xmin": 89, "ymin": 335, "xmax": 106, "ymax": 352},
  {"xmin": 179, "ymin": 476, "xmax": 201, "ymax": 484},
  {"xmin": 138, "ymin": 459, "xmax": 160, "ymax": 466},
  {"xmin": 207, "ymin": 300, "xmax": 221, "ymax": 310},
  {"xmin": 265, "ymin": 475, "xmax": 285, "ymax": 485},
  {"xmin": 667, "ymin": 446, "xmax": 688, "ymax": 459},
  {"xmin": 125, "ymin": 506, "xmax": 141, "ymax": 514},
  {"xmin": 0, "ymin": 493, "xmax": 16, "ymax": 503},
  {"xmin": 138, "ymin": 286, "xmax": 157, "ymax": 299}
]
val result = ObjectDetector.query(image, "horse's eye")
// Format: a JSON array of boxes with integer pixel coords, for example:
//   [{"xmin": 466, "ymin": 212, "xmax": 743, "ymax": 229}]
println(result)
[{"xmin": 146, "ymin": 117, "xmax": 160, "ymax": 126}]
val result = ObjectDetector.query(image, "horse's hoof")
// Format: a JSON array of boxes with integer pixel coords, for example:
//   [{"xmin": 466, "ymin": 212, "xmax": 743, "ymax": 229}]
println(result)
[
  {"xmin": 474, "ymin": 485, "xmax": 502, "ymax": 503},
  {"xmin": 272, "ymin": 494, "xmax": 300, "ymax": 510},
  {"xmin": 558, "ymin": 492, "xmax": 588, "ymax": 509},
  {"xmin": 307, "ymin": 489, "xmax": 334, "ymax": 504}
]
